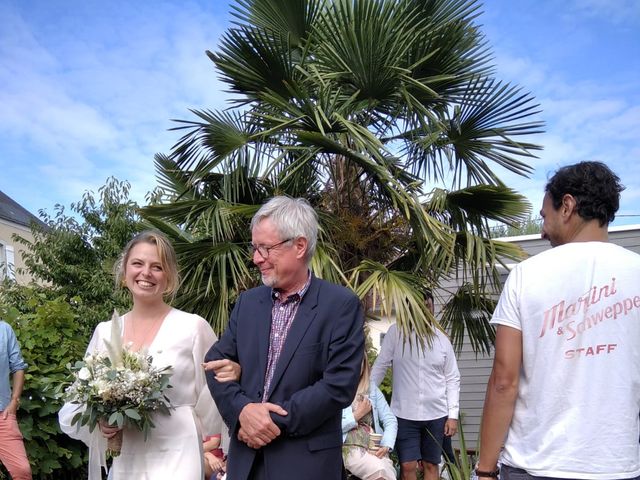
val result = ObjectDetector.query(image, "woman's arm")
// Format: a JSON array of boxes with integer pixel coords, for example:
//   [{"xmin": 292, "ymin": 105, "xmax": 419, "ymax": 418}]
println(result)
[{"xmin": 371, "ymin": 385, "xmax": 397, "ymax": 449}]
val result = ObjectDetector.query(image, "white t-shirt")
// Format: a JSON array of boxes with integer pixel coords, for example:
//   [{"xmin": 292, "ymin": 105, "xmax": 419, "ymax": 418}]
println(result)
[
  {"xmin": 491, "ymin": 241, "xmax": 640, "ymax": 479},
  {"xmin": 371, "ymin": 325, "xmax": 460, "ymax": 421}
]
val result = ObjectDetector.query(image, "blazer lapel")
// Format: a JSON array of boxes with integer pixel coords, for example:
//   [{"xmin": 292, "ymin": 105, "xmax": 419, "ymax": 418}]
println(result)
[
  {"xmin": 256, "ymin": 287, "xmax": 272, "ymax": 386},
  {"xmin": 266, "ymin": 277, "xmax": 320, "ymax": 397}
]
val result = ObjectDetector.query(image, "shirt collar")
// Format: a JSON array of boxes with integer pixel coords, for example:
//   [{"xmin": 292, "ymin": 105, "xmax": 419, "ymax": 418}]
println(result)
[{"xmin": 271, "ymin": 271, "xmax": 312, "ymax": 303}]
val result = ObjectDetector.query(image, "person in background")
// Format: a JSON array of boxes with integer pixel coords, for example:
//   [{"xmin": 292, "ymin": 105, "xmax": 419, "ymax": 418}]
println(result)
[
  {"xmin": 342, "ymin": 356, "xmax": 397, "ymax": 480},
  {"xmin": 203, "ymin": 433, "xmax": 225, "ymax": 480},
  {"xmin": 425, "ymin": 292, "xmax": 457, "ymax": 474},
  {"xmin": 59, "ymin": 230, "xmax": 222, "ymax": 479},
  {"xmin": 205, "ymin": 196, "xmax": 365, "ymax": 480},
  {"xmin": 0, "ymin": 319, "xmax": 31, "ymax": 480},
  {"xmin": 477, "ymin": 161, "xmax": 640, "ymax": 479},
  {"xmin": 371, "ymin": 291, "xmax": 460, "ymax": 480}
]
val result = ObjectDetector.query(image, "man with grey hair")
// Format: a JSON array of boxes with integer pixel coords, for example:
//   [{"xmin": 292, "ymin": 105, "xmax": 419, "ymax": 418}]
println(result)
[{"xmin": 206, "ymin": 196, "xmax": 365, "ymax": 480}]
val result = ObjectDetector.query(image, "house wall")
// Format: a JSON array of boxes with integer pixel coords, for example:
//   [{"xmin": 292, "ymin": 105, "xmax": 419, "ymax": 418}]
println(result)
[{"xmin": 0, "ymin": 219, "xmax": 37, "ymax": 284}]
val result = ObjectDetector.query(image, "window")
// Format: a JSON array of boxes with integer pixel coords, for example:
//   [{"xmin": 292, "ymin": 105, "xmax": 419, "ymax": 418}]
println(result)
[{"xmin": 0, "ymin": 242, "xmax": 15, "ymax": 281}]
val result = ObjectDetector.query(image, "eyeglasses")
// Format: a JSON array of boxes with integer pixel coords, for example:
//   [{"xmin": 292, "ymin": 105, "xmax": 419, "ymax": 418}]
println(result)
[{"xmin": 249, "ymin": 238, "xmax": 293, "ymax": 259}]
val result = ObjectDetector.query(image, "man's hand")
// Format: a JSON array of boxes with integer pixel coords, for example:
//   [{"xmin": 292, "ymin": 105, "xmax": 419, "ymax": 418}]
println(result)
[
  {"xmin": 238, "ymin": 402, "xmax": 288, "ymax": 448},
  {"xmin": 203, "ymin": 359, "xmax": 242, "ymax": 383},
  {"xmin": 374, "ymin": 446, "xmax": 390, "ymax": 458},
  {"xmin": 444, "ymin": 418, "xmax": 458, "ymax": 436},
  {"xmin": 1, "ymin": 398, "xmax": 18, "ymax": 420}
]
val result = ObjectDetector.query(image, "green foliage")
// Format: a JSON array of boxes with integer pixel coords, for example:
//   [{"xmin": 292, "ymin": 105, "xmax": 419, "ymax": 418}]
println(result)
[
  {"xmin": 442, "ymin": 421, "xmax": 476, "ymax": 480},
  {"xmin": 13, "ymin": 177, "xmax": 141, "ymax": 333},
  {"xmin": 439, "ymin": 284, "xmax": 497, "ymax": 356},
  {"xmin": 0, "ymin": 285, "xmax": 89, "ymax": 479}
]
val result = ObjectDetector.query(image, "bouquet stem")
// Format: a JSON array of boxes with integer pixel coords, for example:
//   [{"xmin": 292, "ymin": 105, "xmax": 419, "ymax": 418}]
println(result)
[{"xmin": 107, "ymin": 430, "xmax": 123, "ymax": 458}]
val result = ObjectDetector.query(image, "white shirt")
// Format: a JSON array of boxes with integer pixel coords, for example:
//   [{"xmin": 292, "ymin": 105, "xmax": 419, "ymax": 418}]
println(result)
[
  {"xmin": 371, "ymin": 325, "xmax": 460, "ymax": 421},
  {"xmin": 492, "ymin": 241, "xmax": 640, "ymax": 479}
]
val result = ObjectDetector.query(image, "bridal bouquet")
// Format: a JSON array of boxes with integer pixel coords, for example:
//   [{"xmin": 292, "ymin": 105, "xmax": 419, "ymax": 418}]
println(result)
[{"xmin": 65, "ymin": 311, "xmax": 173, "ymax": 456}]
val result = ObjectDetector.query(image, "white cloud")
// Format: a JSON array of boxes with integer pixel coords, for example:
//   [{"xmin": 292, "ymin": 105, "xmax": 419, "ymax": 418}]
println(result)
[{"xmin": 0, "ymin": 1, "xmax": 230, "ymax": 214}]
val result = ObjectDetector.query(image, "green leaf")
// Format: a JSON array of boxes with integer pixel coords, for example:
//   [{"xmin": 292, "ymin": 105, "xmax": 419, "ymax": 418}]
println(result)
[{"xmin": 124, "ymin": 409, "xmax": 142, "ymax": 420}]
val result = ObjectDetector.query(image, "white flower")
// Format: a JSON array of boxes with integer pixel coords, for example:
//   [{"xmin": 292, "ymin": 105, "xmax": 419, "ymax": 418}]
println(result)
[
  {"xmin": 78, "ymin": 367, "xmax": 91, "ymax": 381},
  {"xmin": 65, "ymin": 343, "xmax": 173, "ymax": 438}
]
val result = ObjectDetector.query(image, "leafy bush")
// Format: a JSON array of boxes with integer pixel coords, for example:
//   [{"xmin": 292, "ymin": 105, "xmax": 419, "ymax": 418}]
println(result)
[
  {"xmin": 13, "ymin": 177, "xmax": 139, "ymax": 334},
  {"xmin": 0, "ymin": 285, "xmax": 90, "ymax": 478}
]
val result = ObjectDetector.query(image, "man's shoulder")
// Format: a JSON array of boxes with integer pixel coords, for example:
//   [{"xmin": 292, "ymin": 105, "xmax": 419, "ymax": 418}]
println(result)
[
  {"xmin": 518, "ymin": 241, "xmax": 640, "ymax": 270},
  {"xmin": 433, "ymin": 328, "xmax": 453, "ymax": 345},
  {"xmin": 0, "ymin": 320, "xmax": 15, "ymax": 334},
  {"xmin": 238, "ymin": 284, "xmax": 271, "ymax": 301},
  {"xmin": 312, "ymin": 276, "xmax": 357, "ymax": 300}
]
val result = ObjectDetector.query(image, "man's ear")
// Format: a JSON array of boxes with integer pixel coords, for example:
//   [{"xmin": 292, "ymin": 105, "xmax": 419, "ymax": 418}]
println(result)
[
  {"xmin": 561, "ymin": 194, "xmax": 577, "ymax": 219},
  {"xmin": 294, "ymin": 236, "xmax": 308, "ymax": 260}
]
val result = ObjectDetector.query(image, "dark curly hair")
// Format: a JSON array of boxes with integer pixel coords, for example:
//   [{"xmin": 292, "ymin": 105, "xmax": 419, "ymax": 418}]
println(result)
[{"xmin": 545, "ymin": 161, "xmax": 625, "ymax": 226}]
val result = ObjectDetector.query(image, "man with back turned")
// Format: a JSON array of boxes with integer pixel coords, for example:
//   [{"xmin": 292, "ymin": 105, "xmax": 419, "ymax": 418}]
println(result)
[{"xmin": 477, "ymin": 161, "xmax": 640, "ymax": 480}]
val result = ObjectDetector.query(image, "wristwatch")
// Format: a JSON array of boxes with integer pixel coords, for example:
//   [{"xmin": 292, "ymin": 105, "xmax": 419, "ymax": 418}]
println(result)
[{"xmin": 474, "ymin": 466, "xmax": 500, "ymax": 478}]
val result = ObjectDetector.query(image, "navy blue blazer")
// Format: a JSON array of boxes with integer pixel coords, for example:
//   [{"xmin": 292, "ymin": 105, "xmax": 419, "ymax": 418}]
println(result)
[{"xmin": 205, "ymin": 276, "xmax": 364, "ymax": 480}]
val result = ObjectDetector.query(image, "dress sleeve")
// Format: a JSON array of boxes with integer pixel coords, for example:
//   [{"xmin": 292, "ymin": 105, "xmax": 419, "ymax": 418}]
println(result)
[
  {"xmin": 192, "ymin": 315, "xmax": 223, "ymax": 438},
  {"xmin": 204, "ymin": 294, "xmax": 253, "ymax": 434}
]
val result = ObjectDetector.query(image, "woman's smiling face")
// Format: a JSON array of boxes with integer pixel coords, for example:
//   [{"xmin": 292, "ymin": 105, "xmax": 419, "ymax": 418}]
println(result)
[{"xmin": 124, "ymin": 242, "xmax": 168, "ymax": 302}]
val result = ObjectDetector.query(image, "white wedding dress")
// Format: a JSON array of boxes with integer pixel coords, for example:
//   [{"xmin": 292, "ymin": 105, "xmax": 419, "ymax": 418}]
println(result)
[{"xmin": 59, "ymin": 309, "xmax": 221, "ymax": 480}]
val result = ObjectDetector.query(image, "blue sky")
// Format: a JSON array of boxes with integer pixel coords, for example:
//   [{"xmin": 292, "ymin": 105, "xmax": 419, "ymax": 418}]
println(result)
[{"xmin": 1, "ymin": 0, "xmax": 639, "ymax": 226}]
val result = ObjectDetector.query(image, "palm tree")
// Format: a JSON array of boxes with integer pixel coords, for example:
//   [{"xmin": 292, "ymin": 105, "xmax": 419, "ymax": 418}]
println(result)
[{"xmin": 143, "ymin": 0, "xmax": 543, "ymax": 354}]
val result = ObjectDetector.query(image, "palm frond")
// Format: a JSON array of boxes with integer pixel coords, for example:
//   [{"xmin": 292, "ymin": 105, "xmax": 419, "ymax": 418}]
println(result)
[
  {"xmin": 439, "ymin": 283, "xmax": 497, "ymax": 355},
  {"xmin": 210, "ymin": 25, "xmax": 297, "ymax": 100},
  {"xmin": 426, "ymin": 185, "xmax": 531, "ymax": 234},
  {"xmin": 175, "ymin": 239, "xmax": 256, "ymax": 333},
  {"xmin": 351, "ymin": 260, "xmax": 436, "ymax": 345},
  {"xmin": 231, "ymin": 0, "xmax": 323, "ymax": 48}
]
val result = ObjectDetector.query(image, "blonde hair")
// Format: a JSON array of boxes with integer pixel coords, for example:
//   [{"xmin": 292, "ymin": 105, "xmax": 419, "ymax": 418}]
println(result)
[
  {"xmin": 114, "ymin": 230, "xmax": 180, "ymax": 299},
  {"xmin": 357, "ymin": 355, "xmax": 371, "ymax": 396}
]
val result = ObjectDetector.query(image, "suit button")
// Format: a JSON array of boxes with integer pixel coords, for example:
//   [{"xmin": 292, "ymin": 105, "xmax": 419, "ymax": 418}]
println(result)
[{"xmin": 257, "ymin": 391, "xmax": 262, "ymax": 398}]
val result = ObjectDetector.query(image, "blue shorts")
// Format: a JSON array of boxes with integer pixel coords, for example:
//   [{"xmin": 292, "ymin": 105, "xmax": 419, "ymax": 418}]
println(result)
[{"xmin": 395, "ymin": 416, "xmax": 447, "ymax": 465}]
